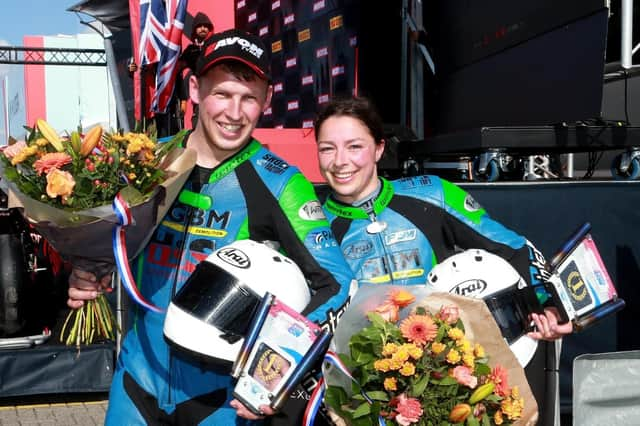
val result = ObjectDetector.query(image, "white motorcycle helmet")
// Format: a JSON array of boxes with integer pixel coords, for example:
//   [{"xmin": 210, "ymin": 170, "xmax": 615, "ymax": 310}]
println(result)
[
  {"xmin": 163, "ymin": 239, "xmax": 311, "ymax": 364},
  {"xmin": 427, "ymin": 249, "xmax": 539, "ymax": 367}
]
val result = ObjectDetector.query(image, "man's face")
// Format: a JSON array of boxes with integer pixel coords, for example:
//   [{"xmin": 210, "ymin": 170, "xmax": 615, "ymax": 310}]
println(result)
[
  {"xmin": 194, "ymin": 24, "xmax": 211, "ymax": 43},
  {"xmin": 190, "ymin": 66, "xmax": 272, "ymax": 155}
]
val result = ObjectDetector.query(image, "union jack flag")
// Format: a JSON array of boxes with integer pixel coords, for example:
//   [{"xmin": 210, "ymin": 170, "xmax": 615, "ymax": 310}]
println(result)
[{"xmin": 138, "ymin": 0, "xmax": 187, "ymax": 114}]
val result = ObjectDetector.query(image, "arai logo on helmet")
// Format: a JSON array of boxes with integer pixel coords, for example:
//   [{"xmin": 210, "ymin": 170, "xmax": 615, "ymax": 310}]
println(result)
[
  {"xmin": 217, "ymin": 247, "xmax": 251, "ymax": 269},
  {"xmin": 450, "ymin": 279, "xmax": 488, "ymax": 296}
]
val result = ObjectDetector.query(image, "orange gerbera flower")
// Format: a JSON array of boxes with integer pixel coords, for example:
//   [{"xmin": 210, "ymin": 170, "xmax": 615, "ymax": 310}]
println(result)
[
  {"xmin": 489, "ymin": 364, "xmax": 510, "ymax": 397},
  {"xmin": 34, "ymin": 152, "xmax": 72, "ymax": 175},
  {"xmin": 400, "ymin": 314, "xmax": 437, "ymax": 345}
]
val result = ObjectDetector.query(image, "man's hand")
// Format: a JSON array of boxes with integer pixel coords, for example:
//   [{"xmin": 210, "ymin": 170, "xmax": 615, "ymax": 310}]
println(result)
[
  {"xmin": 230, "ymin": 399, "xmax": 275, "ymax": 420},
  {"xmin": 527, "ymin": 307, "xmax": 573, "ymax": 341},
  {"xmin": 67, "ymin": 268, "xmax": 112, "ymax": 309}
]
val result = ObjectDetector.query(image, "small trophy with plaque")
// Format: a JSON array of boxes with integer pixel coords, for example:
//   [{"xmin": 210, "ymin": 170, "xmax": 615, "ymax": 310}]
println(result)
[
  {"xmin": 231, "ymin": 292, "xmax": 332, "ymax": 415},
  {"xmin": 545, "ymin": 222, "xmax": 625, "ymax": 330}
]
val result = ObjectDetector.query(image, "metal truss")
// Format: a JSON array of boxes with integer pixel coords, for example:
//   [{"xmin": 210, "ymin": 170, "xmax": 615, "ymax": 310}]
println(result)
[{"xmin": 0, "ymin": 46, "xmax": 106, "ymax": 66}]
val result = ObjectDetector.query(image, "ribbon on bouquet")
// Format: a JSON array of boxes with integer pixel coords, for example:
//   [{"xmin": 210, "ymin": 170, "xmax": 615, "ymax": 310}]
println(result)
[
  {"xmin": 304, "ymin": 350, "xmax": 386, "ymax": 426},
  {"xmin": 112, "ymin": 193, "xmax": 164, "ymax": 313}
]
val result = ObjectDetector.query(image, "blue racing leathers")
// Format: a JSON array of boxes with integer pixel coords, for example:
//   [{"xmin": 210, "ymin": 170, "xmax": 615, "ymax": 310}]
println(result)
[
  {"xmin": 105, "ymin": 138, "xmax": 355, "ymax": 425},
  {"xmin": 322, "ymin": 176, "xmax": 550, "ymax": 293}
]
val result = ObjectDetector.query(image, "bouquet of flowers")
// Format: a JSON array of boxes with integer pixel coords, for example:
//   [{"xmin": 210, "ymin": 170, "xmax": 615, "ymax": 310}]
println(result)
[
  {"xmin": 0, "ymin": 119, "xmax": 196, "ymax": 347},
  {"xmin": 323, "ymin": 285, "xmax": 538, "ymax": 426}
]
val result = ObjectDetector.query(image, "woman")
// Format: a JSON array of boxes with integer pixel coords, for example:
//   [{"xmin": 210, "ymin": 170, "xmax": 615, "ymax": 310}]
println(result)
[{"xmin": 314, "ymin": 96, "xmax": 571, "ymax": 420}]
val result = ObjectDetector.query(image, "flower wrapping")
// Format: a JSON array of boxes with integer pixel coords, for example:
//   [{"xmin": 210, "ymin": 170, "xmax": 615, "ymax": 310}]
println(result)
[{"xmin": 323, "ymin": 285, "xmax": 538, "ymax": 426}]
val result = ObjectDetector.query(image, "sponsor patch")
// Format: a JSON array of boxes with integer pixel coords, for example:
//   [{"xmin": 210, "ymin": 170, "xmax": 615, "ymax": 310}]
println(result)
[
  {"xmin": 384, "ymin": 229, "xmax": 417, "ymax": 245},
  {"xmin": 257, "ymin": 153, "xmax": 288, "ymax": 174},
  {"xmin": 298, "ymin": 200, "xmax": 326, "ymax": 221},
  {"xmin": 343, "ymin": 240, "xmax": 374, "ymax": 259},
  {"xmin": 464, "ymin": 194, "xmax": 482, "ymax": 212}
]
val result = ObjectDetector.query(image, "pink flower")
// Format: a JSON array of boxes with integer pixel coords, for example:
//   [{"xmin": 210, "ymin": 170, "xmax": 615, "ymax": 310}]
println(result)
[
  {"xmin": 2, "ymin": 140, "xmax": 27, "ymax": 158},
  {"xmin": 393, "ymin": 393, "xmax": 423, "ymax": 426},
  {"xmin": 451, "ymin": 365, "xmax": 478, "ymax": 389},
  {"xmin": 437, "ymin": 305, "xmax": 460, "ymax": 324},
  {"xmin": 489, "ymin": 365, "xmax": 510, "ymax": 397},
  {"xmin": 374, "ymin": 300, "xmax": 400, "ymax": 322},
  {"xmin": 34, "ymin": 152, "xmax": 73, "ymax": 175}
]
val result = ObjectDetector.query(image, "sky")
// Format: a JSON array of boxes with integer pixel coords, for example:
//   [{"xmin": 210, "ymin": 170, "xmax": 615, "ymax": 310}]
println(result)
[{"xmin": 0, "ymin": 1, "xmax": 87, "ymax": 47}]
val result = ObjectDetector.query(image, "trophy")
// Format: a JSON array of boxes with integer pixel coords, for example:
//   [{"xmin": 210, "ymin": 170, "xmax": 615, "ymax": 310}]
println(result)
[
  {"xmin": 231, "ymin": 292, "xmax": 332, "ymax": 415},
  {"xmin": 545, "ymin": 222, "xmax": 626, "ymax": 331}
]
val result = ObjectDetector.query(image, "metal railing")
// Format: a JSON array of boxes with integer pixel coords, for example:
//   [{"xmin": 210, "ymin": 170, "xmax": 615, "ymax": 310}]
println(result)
[{"xmin": 0, "ymin": 46, "xmax": 106, "ymax": 66}]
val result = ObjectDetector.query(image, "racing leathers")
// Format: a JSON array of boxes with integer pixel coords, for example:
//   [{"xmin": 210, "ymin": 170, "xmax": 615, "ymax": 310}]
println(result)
[
  {"xmin": 322, "ymin": 175, "xmax": 550, "ymax": 292},
  {"xmin": 105, "ymin": 138, "xmax": 355, "ymax": 425}
]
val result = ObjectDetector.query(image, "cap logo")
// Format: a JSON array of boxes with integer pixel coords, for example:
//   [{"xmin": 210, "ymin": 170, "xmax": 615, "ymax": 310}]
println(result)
[
  {"xmin": 217, "ymin": 247, "xmax": 251, "ymax": 269},
  {"xmin": 214, "ymin": 36, "xmax": 264, "ymax": 59}
]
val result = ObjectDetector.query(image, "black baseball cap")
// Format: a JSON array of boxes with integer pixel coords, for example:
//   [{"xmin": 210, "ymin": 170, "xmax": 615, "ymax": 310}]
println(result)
[{"xmin": 195, "ymin": 29, "xmax": 271, "ymax": 80}]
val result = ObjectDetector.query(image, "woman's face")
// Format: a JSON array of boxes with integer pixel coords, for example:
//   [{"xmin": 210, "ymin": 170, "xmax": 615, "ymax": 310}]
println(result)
[{"xmin": 316, "ymin": 115, "xmax": 384, "ymax": 204}]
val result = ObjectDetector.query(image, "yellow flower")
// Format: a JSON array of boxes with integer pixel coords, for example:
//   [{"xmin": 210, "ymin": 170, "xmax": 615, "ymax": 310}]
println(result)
[
  {"xmin": 431, "ymin": 342, "xmax": 446, "ymax": 355},
  {"xmin": 446, "ymin": 349, "xmax": 461, "ymax": 364},
  {"xmin": 404, "ymin": 343, "xmax": 423, "ymax": 360},
  {"xmin": 389, "ymin": 358, "xmax": 404, "ymax": 371},
  {"xmin": 382, "ymin": 343, "xmax": 399, "ymax": 357},
  {"xmin": 462, "ymin": 353, "xmax": 475, "ymax": 369},
  {"xmin": 457, "ymin": 338, "xmax": 472, "ymax": 354},
  {"xmin": 511, "ymin": 386, "xmax": 520, "ymax": 399},
  {"xmin": 392, "ymin": 348, "xmax": 410, "ymax": 363},
  {"xmin": 494, "ymin": 410, "xmax": 504, "ymax": 425},
  {"xmin": 11, "ymin": 145, "xmax": 39, "ymax": 165},
  {"xmin": 374, "ymin": 359, "xmax": 391, "ymax": 372},
  {"xmin": 474, "ymin": 343, "xmax": 485, "ymax": 358},
  {"xmin": 35, "ymin": 137, "xmax": 49, "ymax": 146},
  {"xmin": 447, "ymin": 327, "xmax": 465, "ymax": 341},
  {"xmin": 383, "ymin": 377, "xmax": 397, "ymax": 391},
  {"xmin": 128, "ymin": 172, "xmax": 137, "ymax": 180},
  {"xmin": 501, "ymin": 394, "xmax": 524, "ymax": 420},
  {"xmin": 399, "ymin": 362, "xmax": 416, "ymax": 376}
]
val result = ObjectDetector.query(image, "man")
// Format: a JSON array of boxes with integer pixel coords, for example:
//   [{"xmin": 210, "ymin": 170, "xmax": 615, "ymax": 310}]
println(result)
[
  {"xmin": 178, "ymin": 12, "xmax": 214, "ymax": 129},
  {"xmin": 68, "ymin": 29, "xmax": 355, "ymax": 425}
]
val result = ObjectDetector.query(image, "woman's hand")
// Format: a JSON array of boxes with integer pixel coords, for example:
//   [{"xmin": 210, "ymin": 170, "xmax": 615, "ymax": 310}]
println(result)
[
  {"xmin": 230, "ymin": 399, "xmax": 276, "ymax": 420},
  {"xmin": 527, "ymin": 307, "xmax": 573, "ymax": 341}
]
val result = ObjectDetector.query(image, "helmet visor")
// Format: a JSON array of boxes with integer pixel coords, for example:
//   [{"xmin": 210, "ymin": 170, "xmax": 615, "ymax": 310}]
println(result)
[
  {"xmin": 173, "ymin": 261, "xmax": 261, "ymax": 338},
  {"xmin": 483, "ymin": 288, "xmax": 529, "ymax": 344}
]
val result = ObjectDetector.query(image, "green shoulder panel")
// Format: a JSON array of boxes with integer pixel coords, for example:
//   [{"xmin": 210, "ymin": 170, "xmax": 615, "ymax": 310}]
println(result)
[
  {"xmin": 440, "ymin": 179, "xmax": 486, "ymax": 224},
  {"xmin": 279, "ymin": 172, "xmax": 330, "ymax": 241}
]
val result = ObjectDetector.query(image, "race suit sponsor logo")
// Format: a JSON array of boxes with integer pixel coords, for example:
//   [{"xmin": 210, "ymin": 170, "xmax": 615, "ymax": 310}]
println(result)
[
  {"xmin": 319, "ymin": 298, "xmax": 351, "ymax": 334},
  {"xmin": 464, "ymin": 194, "xmax": 482, "ymax": 212},
  {"xmin": 257, "ymin": 153, "xmax": 289, "ymax": 174},
  {"xmin": 344, "ymin": 240, "xmax": 374, "ymax": 259},
  {"xmin": 384, "ymin": 229, "xmax": 417, "ymax": 245},
  {"xmin": 398, "ymin": 175, "xmax": 431, "ymax": 188},
  {"xmin": 298, "ymin": 200, "xmax": 326, "ymax": 221},
  {"xmin": 450, "ymin": 279, "xmax": 488, "ymax": 296},
  {"xmin": 217, "ymin": 247, "xmax": 251, "ymax": 269},
  {"xmin": 308, "ymin": 230, "xmax": 338, "ymax": 249}
]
